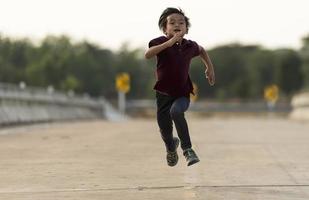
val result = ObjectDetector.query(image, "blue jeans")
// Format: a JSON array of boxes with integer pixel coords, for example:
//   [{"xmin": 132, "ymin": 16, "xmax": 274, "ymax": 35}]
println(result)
[{"xmin": 156, "ymin": 92, "xmax": 192, "ymax": 151}]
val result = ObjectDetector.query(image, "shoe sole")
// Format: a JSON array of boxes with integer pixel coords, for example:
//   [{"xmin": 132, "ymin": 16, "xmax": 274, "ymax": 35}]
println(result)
[{"xmin": 187, "ymin": 158, "xmax": 200, "ymax": 166}]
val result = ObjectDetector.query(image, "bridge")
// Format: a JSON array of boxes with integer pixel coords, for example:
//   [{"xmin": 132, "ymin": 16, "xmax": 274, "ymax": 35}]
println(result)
[
  {"xmin": 0, "ymin": 82, "xmax": 125, "ymax": 126},
  {"xmin": 1, "ymin": 117, "xmax": 309, "ymax": 199},
  {"xmin": 1, "ymin": 83, "xmax": 309, "ymax": 199}
]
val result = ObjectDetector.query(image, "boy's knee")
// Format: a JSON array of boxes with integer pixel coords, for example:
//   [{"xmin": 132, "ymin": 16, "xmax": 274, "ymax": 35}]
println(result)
[{"xmin": 170, "ymin": 108, "xmax": 183, "ymax": 119}]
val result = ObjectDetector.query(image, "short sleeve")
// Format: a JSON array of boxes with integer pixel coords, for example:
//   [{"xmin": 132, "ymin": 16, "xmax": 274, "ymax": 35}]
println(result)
[
  {"xmin": 148, "ymin": 36, "xmax": 168, "ymax": 48},
  {"xmin": 191, "ymin": 41, "xmax": 201, "ymax": 57},
  {"xmin": 148, "ymin": 39, "xmax": 158, "ymax": 48}
]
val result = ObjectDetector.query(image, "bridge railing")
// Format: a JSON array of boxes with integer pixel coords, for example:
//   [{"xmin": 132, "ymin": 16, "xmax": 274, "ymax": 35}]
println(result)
[
  {"xmin": 0, "ymin": 82, "xmax": 124, "ymax": 126},
  {"xmin": 290, "ymin": 91, "xmax": 309, "ymax": 120}
]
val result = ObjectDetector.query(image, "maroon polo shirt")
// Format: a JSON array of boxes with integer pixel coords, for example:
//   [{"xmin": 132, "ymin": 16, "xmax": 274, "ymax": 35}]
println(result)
[{"xmin": 148, "ymin": 36, "xmax": 200, "ymax": 97}]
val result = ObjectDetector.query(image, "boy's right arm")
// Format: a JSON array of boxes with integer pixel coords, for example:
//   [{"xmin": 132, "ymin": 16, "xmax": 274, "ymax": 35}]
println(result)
[
  {"xmin": 144, "ymin": 42, "xmax": 171, "ymax": 59},
  {"xmin": 145, "ymin": 33, "xmax": 182, "ymax": 59}
]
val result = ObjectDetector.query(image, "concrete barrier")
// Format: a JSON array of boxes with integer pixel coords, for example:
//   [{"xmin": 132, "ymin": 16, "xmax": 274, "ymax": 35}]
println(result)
[
  {"xmin": 290, "ymin": 91, "xmax": 309, "ymax": 120},
  {"xmin": 0, "ymin": 82, "xmax": 124, "ymax": 126}
]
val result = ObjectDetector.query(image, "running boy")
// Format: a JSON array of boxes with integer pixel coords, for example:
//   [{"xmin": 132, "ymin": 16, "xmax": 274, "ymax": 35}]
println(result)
[{"xmin": 145, "ymin": 7, "xmax": 215, "ymax": 167}]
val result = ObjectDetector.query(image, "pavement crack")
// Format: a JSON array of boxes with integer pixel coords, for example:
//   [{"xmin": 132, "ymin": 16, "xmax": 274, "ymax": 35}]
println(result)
[{"xmin": 1, "ymin": 184, "xmax": 309, "ymax": 194}]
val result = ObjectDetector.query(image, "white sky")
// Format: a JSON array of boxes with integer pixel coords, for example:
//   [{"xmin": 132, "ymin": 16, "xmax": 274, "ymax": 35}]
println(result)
[{"xmin": 0, "ymin": 0, "xmax": 308, "ymax": 50}]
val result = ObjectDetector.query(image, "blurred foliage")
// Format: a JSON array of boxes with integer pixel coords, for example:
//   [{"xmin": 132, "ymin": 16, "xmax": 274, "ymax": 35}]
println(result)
[
  {"xmin": 273, "ymin": 49, "xmax": 303, "ymax": 96},
  {"xmin": 300, "ymin": 35, "xmax": 309, "ymax": 88},
  {"xmin": 1, "ymin": 33, "xmax": 309, "ymax": 100}
]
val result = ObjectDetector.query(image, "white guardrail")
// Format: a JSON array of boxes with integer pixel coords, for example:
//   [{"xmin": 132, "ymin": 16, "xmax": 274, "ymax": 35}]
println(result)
[
  {"xmin": 290, "ymin": 92, "xmax": 309, "ymax": 120},
  {"xmin": 0, "ymin": 82, "xmax": 125, "ymax": 126}
]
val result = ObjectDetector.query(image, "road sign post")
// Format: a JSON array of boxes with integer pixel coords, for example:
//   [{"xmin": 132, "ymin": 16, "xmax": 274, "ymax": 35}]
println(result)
[
  {"xmin": 115, "ymin": 73, "xmax": 130, "ymax": 113},
  {"xmin": 264, "ymin": 84, "xmax": 279, "ymax": 111}
]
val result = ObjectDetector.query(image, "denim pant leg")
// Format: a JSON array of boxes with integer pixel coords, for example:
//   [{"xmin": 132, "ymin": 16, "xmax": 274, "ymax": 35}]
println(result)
[
  {"xmin": 170, "ymin": 97, "xmax": 192, "ymax": 150},
  {"xmin": 156, "ymin": 92, "xmax": 175, "ymax": 152}
]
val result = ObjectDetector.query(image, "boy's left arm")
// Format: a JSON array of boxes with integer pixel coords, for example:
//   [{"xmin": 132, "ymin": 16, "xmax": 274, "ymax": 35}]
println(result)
[{"xmin": 199, "ymin": 45, "xmax": 215, "ymax": 86}]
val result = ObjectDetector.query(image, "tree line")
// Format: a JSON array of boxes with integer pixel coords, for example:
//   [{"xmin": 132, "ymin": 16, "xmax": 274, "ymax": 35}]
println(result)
[{"xmin": 1, "ymin": 34, "xmax": 309, "ymax": 100}]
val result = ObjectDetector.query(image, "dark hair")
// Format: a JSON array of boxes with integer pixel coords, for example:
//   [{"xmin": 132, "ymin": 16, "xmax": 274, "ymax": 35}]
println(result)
[{"xmin": 158, "ymin": 7, "xmax": 190, "ymax": 32}]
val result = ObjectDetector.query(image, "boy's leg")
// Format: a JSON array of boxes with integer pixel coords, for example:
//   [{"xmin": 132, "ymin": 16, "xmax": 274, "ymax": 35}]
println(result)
[
  {"xmin": 156, "ymin": 92, "xmax": 175, "ymax": 152},
  {"xmin": 183, "ymin": 148, "xmax": 200, "ymax": 166},
  {"xmin": 170, "ymin": 97, "xmax": 200, "ymax": 166},
  {"xmin": 170, "ymin": 97, "xmax": 192, "ymax": 150}
]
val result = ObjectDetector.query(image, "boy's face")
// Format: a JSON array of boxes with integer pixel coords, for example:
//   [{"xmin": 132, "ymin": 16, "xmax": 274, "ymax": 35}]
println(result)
[{"xmin": 164, "ymin": 13, "xmax": 187, "ymax": 38}]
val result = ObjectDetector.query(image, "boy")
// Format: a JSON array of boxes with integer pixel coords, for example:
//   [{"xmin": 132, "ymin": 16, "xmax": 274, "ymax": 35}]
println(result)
[{"xmin": 145, "ymin": 7, "xmax": 215, "ymax": 166}]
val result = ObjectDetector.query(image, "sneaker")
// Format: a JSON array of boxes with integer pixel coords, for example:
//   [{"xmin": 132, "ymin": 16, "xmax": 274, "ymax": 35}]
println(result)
[
  {"xmin": 183, "ymin": 148, "xmax": 200, "ymax": 166},
  {"xmin": 166, "ymin": 137, "xmax": 180, "ymax": 167}
]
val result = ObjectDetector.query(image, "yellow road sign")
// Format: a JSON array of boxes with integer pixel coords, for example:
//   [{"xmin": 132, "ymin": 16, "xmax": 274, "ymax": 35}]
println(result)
[
  {"xmin": 264, "ymin": 84, "xmax": 279, "ymax": 103},
  {"xmin": 116, "ymin": 73, "xmax": 130, "ymax": 93}
]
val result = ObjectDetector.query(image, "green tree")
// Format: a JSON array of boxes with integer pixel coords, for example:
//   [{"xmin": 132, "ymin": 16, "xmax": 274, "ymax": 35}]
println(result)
[
  {"xmin": 274, "ymin": 49, "xmax": 303, "ymax": 96},
  {"xmin": 70, "ymin": 41, "xmax": 116, "ymax": 96},
  {"xmin": 0, "ymin": 35, "xmax": 34, "ymax": 83},
  {"xmin": 115, "ymin": 44, "xmax": 154, "ymax": 99},
  {"xmin": 26, "ymin": 35, "xmax": 74, "ymax": 87},
  {"xmin": 300, "ymin": 35, "xmax": 309, "ymax": 88},
  {"xmin": 205, "ymin": 44, "xmax": 258, "ymax": 99},
  {"xmin": 61, "ymin": 75, "xmax": 80, "ymax": 91},
  {"xmin": 246, "ymin": 49, "xmax": 276, "ymax": 98},
  {"xmin": 2, "ymin": 33, "xmax": 309, "ymax": 101}
]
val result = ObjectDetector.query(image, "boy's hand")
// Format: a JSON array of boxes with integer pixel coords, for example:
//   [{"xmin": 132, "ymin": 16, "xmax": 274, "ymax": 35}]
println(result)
[
  {"xmin": 205, "ymin": 68, "xmax": 215, "ymax": 86},
  {"xmin": 166, "ymin": 32, "xmax": 183, "ymax": 47}
]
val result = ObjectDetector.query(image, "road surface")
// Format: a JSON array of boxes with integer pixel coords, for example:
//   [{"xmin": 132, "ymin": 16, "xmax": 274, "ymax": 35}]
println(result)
[{"xmin": 0, "ymin": 115, "xmax": 309, "ymax": 199}]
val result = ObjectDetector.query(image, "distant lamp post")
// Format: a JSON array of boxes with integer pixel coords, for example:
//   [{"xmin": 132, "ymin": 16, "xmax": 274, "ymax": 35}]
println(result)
[
  {"xmin": 115, "ymin": 72, "xmax": 130, "ymax": 113},
  {"xmin": 47, "ymin": 85, "xmax": 54, "ymax": 94},
  {"xmin": 19, "ymin": 81, "xmax": 26, "ymax": 90}
]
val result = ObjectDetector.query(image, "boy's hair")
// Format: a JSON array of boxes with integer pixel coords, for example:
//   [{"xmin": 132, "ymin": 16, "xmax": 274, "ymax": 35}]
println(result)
[{"xmin": 158, "ymin": 7, "xmax": 191, "ymax": 32}]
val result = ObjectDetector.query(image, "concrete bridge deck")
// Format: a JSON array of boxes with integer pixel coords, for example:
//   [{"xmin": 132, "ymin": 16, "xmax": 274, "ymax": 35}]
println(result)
[{"xmin": 0, "ymin": 116, "xmax": 309, "ymax": 199}]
